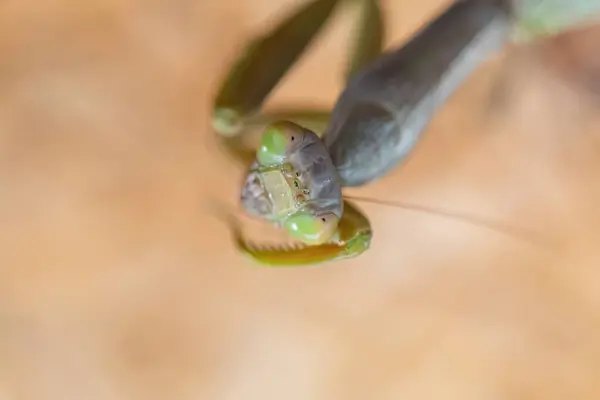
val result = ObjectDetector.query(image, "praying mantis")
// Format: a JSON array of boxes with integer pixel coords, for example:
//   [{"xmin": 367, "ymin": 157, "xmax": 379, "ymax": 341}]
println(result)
[{"xmin": 211, "ymin": 0, "xmax": 600, "ymax": 267}]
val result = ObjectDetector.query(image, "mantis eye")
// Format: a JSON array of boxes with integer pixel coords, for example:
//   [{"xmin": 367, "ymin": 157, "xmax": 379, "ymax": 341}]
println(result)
[
  {"xmin": 283, "ymin": 211, "xmax": 339, "ymax": 245},
  {"xmin": 257, "ymin": 121, "xmax": 305, "ymax": 166}
]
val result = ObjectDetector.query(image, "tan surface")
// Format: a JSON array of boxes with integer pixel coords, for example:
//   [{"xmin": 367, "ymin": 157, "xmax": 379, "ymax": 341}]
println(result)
[{"xmin": 1, "ymin": 0, "xmax": 600, "ymax": 398}]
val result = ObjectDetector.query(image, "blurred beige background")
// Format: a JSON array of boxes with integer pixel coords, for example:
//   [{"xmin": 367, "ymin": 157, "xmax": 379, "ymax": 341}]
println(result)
[{"xmin": 1, "ymin": 0, "xmax": 600, "ymax": 398}]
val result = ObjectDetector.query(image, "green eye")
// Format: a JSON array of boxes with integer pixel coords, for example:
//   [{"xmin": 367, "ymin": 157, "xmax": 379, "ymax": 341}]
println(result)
[
  {"xmin": 256, "ymin": 121, "xmax": 304, "ymax": 166},
  {"xmin": 257, "ymin": 126, "xmax": 287, "ymax": 166},
  {"xmin": 284, "ymin": 212, "xmax": 339, "ymax": 245}
]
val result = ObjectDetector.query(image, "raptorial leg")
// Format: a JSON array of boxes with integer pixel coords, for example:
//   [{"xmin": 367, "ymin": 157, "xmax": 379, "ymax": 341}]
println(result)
[
  {"xmin": 231, "ymin": 200, "xmax": 372, "ymax": 267},
  {"xmin": 211, "ymin": 0, "xmax": 342, "ymax": 160}
]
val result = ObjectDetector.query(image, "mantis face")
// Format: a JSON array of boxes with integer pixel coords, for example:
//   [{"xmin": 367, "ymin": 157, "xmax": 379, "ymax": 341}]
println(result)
[{"xmin": 240, "ymin": 121, "xmax": 344, "ymax": 245}]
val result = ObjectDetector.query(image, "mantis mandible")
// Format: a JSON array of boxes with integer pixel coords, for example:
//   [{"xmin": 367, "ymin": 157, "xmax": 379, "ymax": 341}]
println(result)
[{"xmin": 211, "ymin": 0, "xmax": 600, "ymax": 267}]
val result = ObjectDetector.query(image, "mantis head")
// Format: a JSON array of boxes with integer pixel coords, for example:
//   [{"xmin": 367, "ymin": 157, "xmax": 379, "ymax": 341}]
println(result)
[{"xmin": 240, "ymin": 121, "xmax": 344, "ymax": 245}]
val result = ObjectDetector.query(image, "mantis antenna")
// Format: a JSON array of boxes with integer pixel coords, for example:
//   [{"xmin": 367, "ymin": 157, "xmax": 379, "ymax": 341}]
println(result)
[
  {"xmin": 208, "ymin": 192, "xmax": 556, "ymax": 256},
  {"xmin": 343, "ymin": 194, "xmax": 556, "ymax": 250}
]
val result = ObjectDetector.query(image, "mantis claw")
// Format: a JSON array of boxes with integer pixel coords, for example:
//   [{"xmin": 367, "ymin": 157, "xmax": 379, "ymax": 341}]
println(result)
[{"xmin": 231, "ymin": 200, "xmax": 372, "ymax": 267}]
